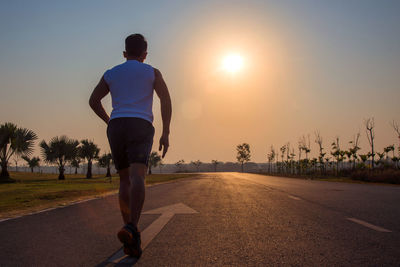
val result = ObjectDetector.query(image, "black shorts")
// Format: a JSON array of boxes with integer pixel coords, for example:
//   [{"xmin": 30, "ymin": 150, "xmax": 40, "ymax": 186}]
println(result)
[{"xmin": 106, "ymin": 117, "xmax": 155, "ymax": 170}]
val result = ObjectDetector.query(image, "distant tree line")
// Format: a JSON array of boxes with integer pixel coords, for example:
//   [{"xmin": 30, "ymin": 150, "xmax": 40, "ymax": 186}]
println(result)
[
  {"xmin": 265, "ymin": 118, "xmax": 400, "ymax": 183},
  {"xmin": 3, "ymin": 117, "xmax": 399, "ymax": 183}
]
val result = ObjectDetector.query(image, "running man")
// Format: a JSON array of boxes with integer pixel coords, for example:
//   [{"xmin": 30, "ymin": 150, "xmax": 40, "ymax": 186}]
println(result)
[{"xmin": 89, "ymin": 34, "xmax": 172, "ymax": 258}]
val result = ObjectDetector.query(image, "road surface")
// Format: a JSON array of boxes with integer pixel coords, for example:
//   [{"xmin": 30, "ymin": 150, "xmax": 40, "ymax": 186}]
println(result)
[{"xmin": 1, "ymin": 173, "xmax": 399, "ymax": 266}]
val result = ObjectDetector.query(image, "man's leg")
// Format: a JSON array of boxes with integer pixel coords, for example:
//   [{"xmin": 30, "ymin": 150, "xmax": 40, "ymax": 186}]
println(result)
[
  {"xmin": 118, "ymin": 168, "xmax": 130, "ymax": 224},
  {"xmin": 128, "ymin": 163, "xmax": 147, "ymax": 227}
]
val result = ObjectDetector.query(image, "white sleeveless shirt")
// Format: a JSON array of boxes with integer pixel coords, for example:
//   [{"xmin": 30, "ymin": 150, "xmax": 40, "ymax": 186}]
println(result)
[{"xmin": 104, "ymin": 60, "xmax": 155, "ymax": 123}]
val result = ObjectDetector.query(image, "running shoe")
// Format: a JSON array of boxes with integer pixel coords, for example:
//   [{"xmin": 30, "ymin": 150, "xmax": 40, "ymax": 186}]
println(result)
[{"xmin": 117, "ymin": 223, "xmax": 142, "ymax": 258}]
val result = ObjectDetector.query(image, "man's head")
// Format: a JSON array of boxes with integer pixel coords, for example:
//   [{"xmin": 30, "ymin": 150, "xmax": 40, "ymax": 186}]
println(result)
[{"xmin": 124, "ymin": 34, "xmax": 147, "ymax": 62}]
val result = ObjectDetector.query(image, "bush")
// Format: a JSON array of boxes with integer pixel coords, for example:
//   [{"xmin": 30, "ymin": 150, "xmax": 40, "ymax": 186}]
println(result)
[{"xmin": 351, "ymin": 169, "xmax": 400, "ymax": 184}]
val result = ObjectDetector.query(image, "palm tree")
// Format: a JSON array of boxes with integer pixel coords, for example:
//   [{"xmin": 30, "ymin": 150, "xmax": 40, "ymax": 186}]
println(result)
[
  {"xmin": 40, "ymin": 136, "xmax": 79, "ymax": 180},
  {"xmin": 267, "ymin": 146, "xmax": 275, "ymax": 173},
  {"xmin": 314, "ymin": 131, "xmax": 326, "ymax": 175},
  {"xmin": 376, "ymin": 152, "xmax": 385, "ymax": 168},
  {"xmin": 279, "ymin": 144, "xmax": 286, "ymax": 173},
  {"xmin": 391, "ymin": 156, "xmax": 399, "ymax": 169},
  {"xmin": 211, "ymin": 160, "xmax": 220, "ymax": 172},
  {"xmin": 175, "ymin": 160, "xmax": 185, "ymax": 172},
  {"xmin": 237, "ymin": 143, "xmax": 251, "ymax": 172},
  {"xmin": 13, "ymin": 154, "xmax": 20, "ymax": 172},
  {"xmin": 148, "ymin": 151, "xmax": 161, "ymax": 175},
  {"xmin": 0, "ymin": 122, "xmax": 37, "ymax": 181},
  {"xmin": 79, "ymin": 139, "xmax": 100, "ymax": 179},
  {"xmin": 349, "ymin": 133, "xmax": 361, "ymax": 170},
  {"xmin": 191, "ymin": 160, "xmax": 202, "ymax": 172},
  {"xmin": 289, "ymin": 149, "xmax": 296, "ymax": 174},
  {"xmin": 98, "ymin": 153, "xmax": 113, "ymax": 177},
  {"xmin": 390, "ymin": 120, "xmax": 400, "ymax": 158},
  {"xmin": 158, "ymin": 161, "xmax": 164, "ymax": 173},
  {"xmin": 365, "ymin": 118, "xmax": 375, "ymax": 169},
  {"xmin": 331, "ymin": 137, "xmax": 344, "ymax": 175},
  {"xmin": 71, "ymin": 158, "xmax": 81, "ymax": 174},
  {"xmin": 359, "ymin": 154, "xmax": 369, "ymax": 169},
  {"xmin": 383, "ymin": 145, "xmax": 395, "ymax": 161},
  {"xmin": 22, "ymin": 156, "xmax": 40, "ymax": 173}
]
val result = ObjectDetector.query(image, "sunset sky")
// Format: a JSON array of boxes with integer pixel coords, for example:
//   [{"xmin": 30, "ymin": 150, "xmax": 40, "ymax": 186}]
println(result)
[{"xmin": 1, "ymin": 0, "xmax": 400, "ymax": 163}]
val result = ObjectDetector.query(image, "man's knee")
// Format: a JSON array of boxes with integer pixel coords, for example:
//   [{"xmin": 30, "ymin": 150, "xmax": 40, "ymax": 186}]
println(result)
[
  {"xmin": 128, "ymin": 163, "xmax": 146, "ymax": 187},
  {"xmin": 129, "ymin": 174, "xmax": 145, "ymax": 187}
]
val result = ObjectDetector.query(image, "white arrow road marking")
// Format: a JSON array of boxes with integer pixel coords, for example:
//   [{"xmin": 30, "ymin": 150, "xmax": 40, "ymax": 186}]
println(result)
[
  {"xmin": 288, "ymin": 195, "xmax": 301, "ymax": 200},
  {"xmin": 347, "ymin": 217, "xmax": 392, "ymax": 233},
  {"xmin": 108, "ymin": 203, "xmax": 198, "ymax": 264}
]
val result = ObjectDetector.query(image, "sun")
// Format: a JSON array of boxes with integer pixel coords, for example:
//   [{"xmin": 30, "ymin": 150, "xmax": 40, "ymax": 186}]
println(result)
[{"xmin": 222, "ymin": 53, "xmax": 243, "ymax": 73}]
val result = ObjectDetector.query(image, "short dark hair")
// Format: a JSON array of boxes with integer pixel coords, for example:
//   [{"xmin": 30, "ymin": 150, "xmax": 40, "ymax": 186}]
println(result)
[{"xmin": 125, "ymin": 34, "xmax": 147, "ymax": 57}]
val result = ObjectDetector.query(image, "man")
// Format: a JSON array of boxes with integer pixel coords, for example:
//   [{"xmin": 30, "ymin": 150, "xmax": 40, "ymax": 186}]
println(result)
[{"xmin": 89, "ymin": 34, "xmax": 172, "ymax": 258}]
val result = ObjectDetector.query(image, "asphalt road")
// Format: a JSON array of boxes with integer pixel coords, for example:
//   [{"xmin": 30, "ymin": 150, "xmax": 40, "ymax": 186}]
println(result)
[{"xmin": 1, "ymin": 173, "xmax": 399, "ymax": 266}]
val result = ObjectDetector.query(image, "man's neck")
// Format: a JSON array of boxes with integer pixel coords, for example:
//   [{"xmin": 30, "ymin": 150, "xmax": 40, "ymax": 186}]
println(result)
[{"xmin": 126, "ymin": 57, "xmax": 143, "ymax": 62}]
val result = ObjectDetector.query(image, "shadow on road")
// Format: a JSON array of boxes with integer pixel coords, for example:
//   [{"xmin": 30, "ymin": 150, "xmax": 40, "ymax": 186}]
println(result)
[{"xmin": 95, "ymin": 247, "xmax": 138, "ymax": 267}]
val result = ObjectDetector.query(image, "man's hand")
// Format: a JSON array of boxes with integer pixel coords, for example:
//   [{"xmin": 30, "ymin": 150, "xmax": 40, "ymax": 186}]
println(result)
[
  {"xmin": 159, "ymin": 133, "xmax": 169, "ymax": 158},
  {"xmin": 154, "ymin": 68, "xmax": 172, "ymax": 159}
]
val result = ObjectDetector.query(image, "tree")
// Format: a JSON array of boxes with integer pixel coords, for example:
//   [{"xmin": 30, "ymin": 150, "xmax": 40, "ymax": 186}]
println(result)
[
  {"xmin": 98, "ymin": 153, "xmax": 113, "ymax": 177},
  {"xmin": 191, "ymin": 160, "xmax": 202, "ymax": 172},
  {"xmin": 71, "ymin": 158, "xmax": 81, "ymax": 175},
  {"xmin": 279, "ymin": 144, "xmax": 286, "ymax": 173},
  {"xmin": 40, "ymin": 136, "xmax": 79, "ymax": 180},
  {"xmin": 299, "ymin": 135, "xmax": 311, "ymax": 174},
  {"xmin": 299, "ymin": 135, "xmax": 311, "ymax": 160},
  {"xmin": 0, "ymin": 122, "xmax": 37, "ymax": 181},
  {"xmin": 159, "ymin": 161, "xmax": 164, "ymax": 173},
  {"xmin": 314, "ymin": 131, "xmax": 326, "ymax": 174},
  {"xmin": 12, "ymin": 154, "xmax": 20, "ymax": 172},
  {"xmin": 148, "ymin": 151, "xmax": 161, "ymax": 175},
  {"xmin": 359, "ymin": 154, "xmax": 369, "ymax": 168},
  {"xmin": 376, "ymin": 152, "xmax": 385, "ymax": 168},
  {"xmin": 365, "ymin": 118, "xmax": 375, "ymax": 169},
  {"xmin": 175, "ymin": 160, "xmax": 185, "ymax": 172},
  {"xmin": 285, "ymin": 143, "xmax": 291, "ymax": 173},
  {"xmin": 383, "ymin": 145, "xmax": 395, "ymax": 160},
  {"xmin": 79, "ymin": 139, "xmax": 100, "ymax": 179},
  {"xmin": 348, "ymin": 133, "xmax": 361, "ymax": 170},
  {"xmin": 289, "ymin": 148, "xmax": 296, "ymax": 174},
  {"xmin": 236, "ymin": 143, "xmax": 251, "ymax": 172},
  {"xmin": 267, "ymin": 146, "xmax": 276, "ymax": 173},
  {"xmin": 22, "ymin": 156, "xmax": 40, "ymax": 173},
  {"xmin": 390, "ymin": 120, "xmax": 400, "ymax": 157},
  {"xmin": 391, "ymin": 156, "xmax": 399, "ymax": 169},
  {"xmin": 331, "ymin": 137, "xmax": 344, "ymax": 175},
  {"xmin": 211, "ymin": 160, "xmax": 220, "ymax": 172},
  {"xmin": 70, "ymin": 146, "xmax": 82, "ymax": 175}
]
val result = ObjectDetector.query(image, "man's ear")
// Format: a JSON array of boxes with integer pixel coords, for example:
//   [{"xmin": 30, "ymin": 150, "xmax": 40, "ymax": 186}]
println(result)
[
  {"xmin": 141, "ymin": 51, "xmax": 148, "ymax": 62},
  {"xmin": 123, "ymin": 51, "xmax": 128, "ymax": 59}
]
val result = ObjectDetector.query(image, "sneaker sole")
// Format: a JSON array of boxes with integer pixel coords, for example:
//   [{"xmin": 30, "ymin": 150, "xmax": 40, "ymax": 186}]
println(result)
[{"xmin": 123, "ymin": 245, "xmax": 142, "ymax": 258}]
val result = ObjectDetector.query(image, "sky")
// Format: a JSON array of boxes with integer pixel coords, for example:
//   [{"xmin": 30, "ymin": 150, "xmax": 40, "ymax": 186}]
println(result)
[{"xmin": 1, "ymin": 0, "xmax": 400, "ymax": 164}]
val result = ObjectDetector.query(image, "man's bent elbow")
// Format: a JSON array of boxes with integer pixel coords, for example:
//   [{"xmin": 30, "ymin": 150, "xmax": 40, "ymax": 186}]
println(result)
[{"xmin": 89, "ymin": 96, "xmax": 98, "ymax": 110}]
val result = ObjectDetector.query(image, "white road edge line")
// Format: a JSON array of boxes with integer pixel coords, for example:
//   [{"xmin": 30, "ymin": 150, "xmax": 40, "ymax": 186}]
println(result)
[
  {"xmin": 347, "ymin": 217, "xmax": 392, "ymax": 233},
  {"xmin": 288, "ymin": 195, "xmax": 301, "ymax": 200}
]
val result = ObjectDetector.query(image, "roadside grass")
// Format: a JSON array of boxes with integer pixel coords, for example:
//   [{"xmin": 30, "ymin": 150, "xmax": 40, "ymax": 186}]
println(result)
[{"xmin": 0, "ymin": 172, "xmax": 194, "ymax": 219}]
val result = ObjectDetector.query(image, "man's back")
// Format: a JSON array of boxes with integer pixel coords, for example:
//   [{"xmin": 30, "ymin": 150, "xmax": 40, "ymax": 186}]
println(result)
[{"xmin": 104, "ymin": 60, "xmax": 155, "ymax": 123}]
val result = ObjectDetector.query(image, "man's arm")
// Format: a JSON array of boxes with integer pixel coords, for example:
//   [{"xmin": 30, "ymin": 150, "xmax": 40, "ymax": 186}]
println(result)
[
  {"xmin": 154, "ymin": 68, "xmax": 172, "ymax": 158},
  {"xmin": 89, "ymin": 76, "xmax": 110, "ymax": 124}
]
